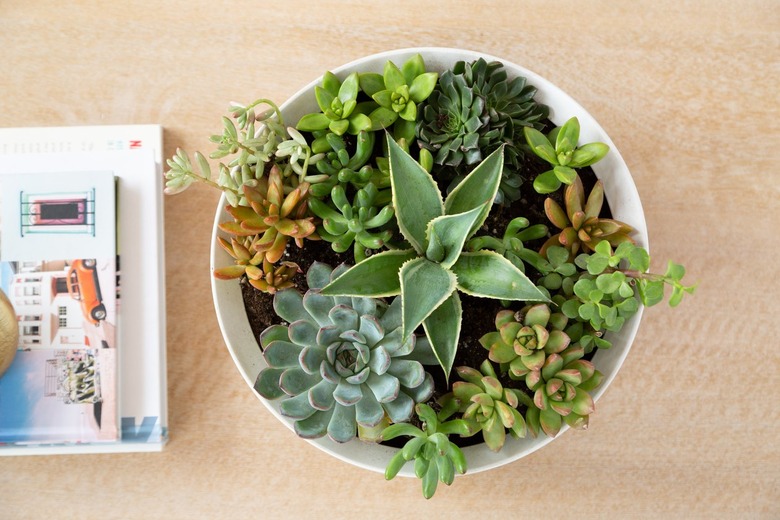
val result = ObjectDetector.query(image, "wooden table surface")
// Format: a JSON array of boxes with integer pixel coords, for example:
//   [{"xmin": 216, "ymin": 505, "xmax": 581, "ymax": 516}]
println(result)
[{"xmin": 1, "ymin": 1, "xmax": 777, "ymax": 518}]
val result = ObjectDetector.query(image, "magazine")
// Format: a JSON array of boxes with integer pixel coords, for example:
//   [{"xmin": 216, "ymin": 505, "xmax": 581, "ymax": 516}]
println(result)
[{"xmin": 0, "ymin": 126, "xmax": 167, "ymax": 454}]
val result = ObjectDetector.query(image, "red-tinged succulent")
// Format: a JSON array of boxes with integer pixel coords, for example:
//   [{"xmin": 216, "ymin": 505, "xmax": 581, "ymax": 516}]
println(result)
[
  {"xmin": 524, "ymin": 344, "xmax": 604, "ymax": 438},
  {"xmin": 214, "ymin": 236, "xmax": 300, "ymax": 293},
  {"xmin": 540, "ymin": 174, "xmax": 634, "ymax": 259},
  {"xmin": 451, "ymin": 360, "xmax": 526, "ymax": 452},
  {"xmin": 479, "ymin": 304, "xmax": 570, "ymax": 385},
  {"xmin": 218, "ymin": 165, "xmax": 318, "ymax": 263}
]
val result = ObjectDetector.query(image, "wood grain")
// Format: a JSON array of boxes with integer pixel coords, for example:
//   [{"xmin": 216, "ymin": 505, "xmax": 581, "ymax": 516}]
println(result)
[{"xmin": 1, "ymin": 0, "xmax": 778, "ymax": 517}]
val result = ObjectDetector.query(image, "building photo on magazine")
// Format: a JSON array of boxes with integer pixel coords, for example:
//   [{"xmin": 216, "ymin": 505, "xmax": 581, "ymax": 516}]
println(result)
[{"xmin": 0, "ymin": 170, "xmax": 118, "ymax": 445}]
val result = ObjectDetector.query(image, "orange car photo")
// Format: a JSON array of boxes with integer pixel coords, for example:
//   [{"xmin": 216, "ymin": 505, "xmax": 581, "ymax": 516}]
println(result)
[{"xmin": 67, "ymin": 259, "xmax": 106, "ymax": 324}]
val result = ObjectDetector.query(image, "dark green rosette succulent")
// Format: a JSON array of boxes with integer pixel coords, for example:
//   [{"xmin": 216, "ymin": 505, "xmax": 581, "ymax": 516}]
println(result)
[
  {"xmin": 254, "ymin": 262, "xmax": 436, "ymax": 443},
  {"xmin": 416, "ymin": 68, "xmax": 485, "ymax": 168},
  {"xmin": 417, "ymin": 58, "xmax": 550, "ymax": 203}
]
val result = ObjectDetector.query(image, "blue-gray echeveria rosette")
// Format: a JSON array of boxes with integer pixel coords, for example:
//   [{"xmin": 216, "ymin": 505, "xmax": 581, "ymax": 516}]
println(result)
[{"xmin": 254, "ymin": 262, "xmax": 437, "ymax": 443}]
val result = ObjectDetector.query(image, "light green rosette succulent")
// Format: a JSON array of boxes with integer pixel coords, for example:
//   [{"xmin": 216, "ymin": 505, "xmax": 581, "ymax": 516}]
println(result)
[{"xmin": 254, "ymin": 262, "xmax": 436, "ymax": 443}]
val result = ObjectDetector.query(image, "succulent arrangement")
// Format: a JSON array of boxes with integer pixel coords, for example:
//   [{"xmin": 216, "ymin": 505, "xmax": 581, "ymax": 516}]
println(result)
[{"xmin": 165, "ymin": 52, "xmax": 695, "ymax": 498}]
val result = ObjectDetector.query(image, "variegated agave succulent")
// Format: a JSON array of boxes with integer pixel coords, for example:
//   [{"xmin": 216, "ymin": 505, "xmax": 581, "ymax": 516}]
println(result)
[{"xmin": 254, "ymin": 262, "xmax": 436, "ymax": 443}]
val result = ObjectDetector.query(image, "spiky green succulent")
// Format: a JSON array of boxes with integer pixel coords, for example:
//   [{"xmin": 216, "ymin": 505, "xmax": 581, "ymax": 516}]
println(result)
[
  {"xmin": 451, "ymin": 360, "xmax": 527, "ymax": 452},
  {"xmin": 540, "ymin": 174, "xmax": 634, "ymax": 260},
  {"xmin": 525, "ymin": 344, "xmax": 603, "ymax": 438},
  {"xmin": 320, "ymin": 136, "xmax": 548, "ymax": 381},
  {"xmin": 381, "ymin": 401, "xmax": 474, "ymax": 499},
  {"xmin": 479, "ymin": 304, "xmax": 571, "ymax": 385},
  {"xmin": 309, "ymin": 182, "xmax": 395, "ymax": 263},
  {"xmin": 254, "ymin": 262, "xmax": 436, "ymax": 443}
]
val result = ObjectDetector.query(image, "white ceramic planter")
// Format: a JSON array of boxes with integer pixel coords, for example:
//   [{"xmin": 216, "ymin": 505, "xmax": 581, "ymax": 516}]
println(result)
[{"xmin": 211, "ymin": 48, "xmax": 648, "ymax": 476}]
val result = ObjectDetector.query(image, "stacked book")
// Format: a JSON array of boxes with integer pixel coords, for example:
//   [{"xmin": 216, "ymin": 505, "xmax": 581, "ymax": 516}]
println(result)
[{"xmin": 0, "ymin": 125, "xmax": 168, "ymax": 454}]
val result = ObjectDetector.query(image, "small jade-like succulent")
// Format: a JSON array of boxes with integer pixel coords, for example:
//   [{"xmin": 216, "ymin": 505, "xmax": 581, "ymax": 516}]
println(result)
[
  {"xmin": 381, "ymin": 401, "xmax": 473, "ymax": 499},
  {"xmin": 466, "ymin": 217, "xmax": 550, "ymax": 273},
  {"xmin": 525, "ymin": 344, "xmax": 604, "ymax": 438},
  {"xmin": 254, "ymin": 263, "xmax": 436, "ymax": 443},
  {"xmin": 359, "ymin": 54, "xmax": 439, "ymax": 142},
  {"xmin": 296, "ymin": 72, "xmax": 372, "ymax": 136},
  {"xmin": 308, "ymin": 182, "xmax": 395, "ymax": 263},
  {"xmin": 478, "ymin": 304, "xmax": 571, "ymax": 384},
  {"xmin": 452, "ymin": 360, "xmax": 527, "ymax": 452},
  {"xmin": 320, "ymin": 137, "xmax": 548, "ymax": 381},
  {"xmin": 218, "ymin": 165, "xmax": 318, "ymax": 263},
  {"xmin": 540, "ymin": 174, "xmax": 634, "ymax": 260},
  {"xmin": 309, "ymin": 130, "xmax": 380, "ymax": 197},
  {"xmin": 524, "ymin": 117, "xmax": 610, "ymax": 194}
]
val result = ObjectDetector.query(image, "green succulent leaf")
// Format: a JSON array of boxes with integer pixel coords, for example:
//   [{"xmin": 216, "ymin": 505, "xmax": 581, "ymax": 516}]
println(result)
[
  {"xmin": 426, "ymin": 205, "xmax": 486, "ymax": 269},
  {"xmin": 569, "ymin": 142, "xmax": 610, "ymax": 167},
  {"xmin": 533, "ymin": 170, "xmax": 562, "ymax": 194},
  {"xmin": 399, "ymin": 258, "xmax": 457, "ymax": 338},
  {"xmin": 320, "ymin": 249, "xmax": 417, "ymax": 297},
  {"xmin": 409, "ymin": 72, "xmax": 438, "ymax": 103},
  {"xmin": 451, "ymin": 251, "xmax": 550, "ymax": 302},
  {"xmin": 388, "ymin": 134, "xmax": 444, "ymax": 254},
  {"xmin": 422, "ymin": 291, "xmax": 462, "ymax": 383},
  {"xmin": 296, "ymin": 112, "xmax": 331, "ymax": 132},
  {"xmin": 524, "ymin": 126, "xmax": 557, "ymax": 165},
  {"xmin": 359, "ymin": 72, "xmax": 385, "ymax": 97},
  {"xmin": 555, "ymin": 117, "xmax": 580, "ymax": 155},
  {"xmin": 401, "ymin": 53, "xmax": 425, "ymax": 84},
  {"xmin": 444, "ymin": 146, "xmax": 504, "ymax": 237}
]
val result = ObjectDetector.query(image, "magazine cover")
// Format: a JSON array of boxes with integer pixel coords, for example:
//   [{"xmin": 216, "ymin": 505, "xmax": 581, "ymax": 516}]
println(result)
[{"xmin": 0, "ymin": 170, "xmax": 118, "ymax": 444}]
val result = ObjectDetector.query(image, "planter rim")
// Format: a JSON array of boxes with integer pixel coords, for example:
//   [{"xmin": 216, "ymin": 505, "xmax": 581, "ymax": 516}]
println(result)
[{"xmin": 211, "ymin": 47, "xmax": 647, "ymax": 476}]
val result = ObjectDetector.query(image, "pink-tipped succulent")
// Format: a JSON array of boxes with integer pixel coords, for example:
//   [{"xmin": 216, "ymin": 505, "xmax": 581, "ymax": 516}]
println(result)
[
  {"xmin": 218, "ymin": 165, "xmax": 318, "ymax": 263},
  {"xmin": 479, "ymin": 304, "xmax": 571, "ymax": 386},
  {"xmin": 540, "ymin": 174, "xmax": 634, "ymax": 260},
  {"xmin": 525, "ymin": 344, "xmax": 604, "ymax": 438},
  {"xmin": 451, "ymin": 360, "xmax": 526, "ymax": 452}
]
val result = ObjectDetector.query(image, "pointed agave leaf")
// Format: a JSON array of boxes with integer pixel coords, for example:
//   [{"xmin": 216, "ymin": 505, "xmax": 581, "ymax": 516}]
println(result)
[
  {"xmin": 320, "ymin": 249, "xmax": 416, "ymax": 297},
  {"xmin": 400, "ymin": 258, "xmax": 457, "ymax": 338},
  {"xmin": 451, "ymin": 251, "xmax": 550, "ymax": 302},
  {"xmin": 422, "ymin": 291, "xmax": 462, "ymax": 383},
  {"xmin": 444, "ymin": 146, "xmax": 504, "ymax": 237},
  {"xmin": 425, "ymin": 205, "xmax": 486, "ymax": 269},
  {"xmin": 388, "ymin": 134, "xmax": 444, "ymax": 253}
]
